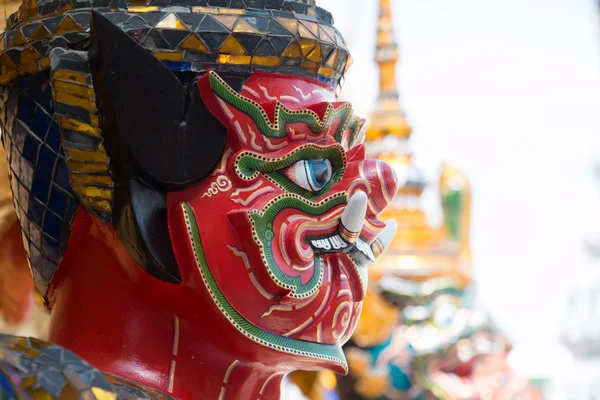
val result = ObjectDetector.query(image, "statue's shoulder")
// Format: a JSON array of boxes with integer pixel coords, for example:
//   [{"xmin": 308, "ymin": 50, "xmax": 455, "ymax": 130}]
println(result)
[{"xmin": 0, "ymin": 334, "xmax": 175, "ymax": 399}]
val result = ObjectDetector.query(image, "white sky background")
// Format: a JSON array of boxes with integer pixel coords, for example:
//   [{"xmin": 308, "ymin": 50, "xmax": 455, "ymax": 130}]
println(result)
[{"xmin": 320, "ymin": 0, "xmax": 600, "ymax": 377}]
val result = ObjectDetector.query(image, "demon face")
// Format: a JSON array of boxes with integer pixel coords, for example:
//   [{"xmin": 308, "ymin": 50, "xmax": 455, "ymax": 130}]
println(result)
[{"xmin": 166, "ymin": 70, "xmax": 399, "ymax": 373}]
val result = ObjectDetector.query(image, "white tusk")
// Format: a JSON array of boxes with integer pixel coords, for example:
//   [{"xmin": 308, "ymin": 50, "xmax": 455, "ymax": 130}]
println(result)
[
  {"xmin": 339, "ymin": 191, "xmax": 368, "ymax": 243},
  {"xmin": 371, "ymin": 219, "xmax": 398, "ymax": 258}
]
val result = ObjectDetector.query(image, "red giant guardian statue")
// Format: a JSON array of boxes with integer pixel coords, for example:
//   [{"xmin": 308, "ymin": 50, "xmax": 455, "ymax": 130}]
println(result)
[{"xmin": 0, "ymin": 1, "xmax": 399, "ymax": 398}]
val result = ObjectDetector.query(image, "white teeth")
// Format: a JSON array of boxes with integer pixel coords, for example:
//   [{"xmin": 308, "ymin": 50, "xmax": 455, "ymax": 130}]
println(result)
[
  {"xmin": 340, "ymin": 191, "xmax": 368, "ymax": 236},
  {"xmin": 330, "ymin": 235, "xmax": 347, "ymax": 250},
  {"xmin": 311, "ymin": 235, "xmax": 348, "ymax": 251},
  {"xmin": 375, "ymin": 219, "xmax": 397, "ymax": 253}
]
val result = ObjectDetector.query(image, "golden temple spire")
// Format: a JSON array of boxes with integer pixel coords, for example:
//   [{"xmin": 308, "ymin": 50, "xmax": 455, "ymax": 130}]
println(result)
[{"xmin": 366, "ymin": 0, "xmax": 412, "ymax": 141}]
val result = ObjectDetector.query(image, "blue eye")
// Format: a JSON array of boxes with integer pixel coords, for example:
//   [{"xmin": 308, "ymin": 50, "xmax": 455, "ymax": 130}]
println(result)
[{"xmin": 282, "ymin": 159, "xmax": 333, "ymax": 192}]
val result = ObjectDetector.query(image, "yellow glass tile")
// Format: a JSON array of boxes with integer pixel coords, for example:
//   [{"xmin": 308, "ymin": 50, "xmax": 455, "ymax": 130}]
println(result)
[
  {"xmin": 302, "ymin": 60, "xmax": 319, "ymax": 74},
  {"xmin": 66, "ymin": 148, "xmax": 109, "ymax": 163},
  {"xmin": 6, "ymin": 336, "xmax": 30, "ymax": 347},
  {"xmin": 252, "ymin": 56, "xmax": 280, "ymax": 66},
  {"xmin": 299, "ymin": 38, "xmax": 317, "ymax": 56},
  {"xmin": 58, "ymin": 2, "xmax": 73, "ymax": 12},
  {"xmin": 8, "ymin": 31, "xmax": 26, "ymax": 48},
  {"xmin": 273, "ymin": 17, "xmax": 298, "ymax": 35},
  {"xmin": 180, "ymin": 34, "xmax": 208, "ymax": 53},
  {"xmin": 344, "ymin": 54, "xmax": 353, "ymax": 73},
  {"xmin": 153, "ymin": 51, "xmax": 184, "ymax": 61},
  {"xmin": 325, "ymin": 49, "xmax": 337, "ymax": 68},
  {"xmin": 91, "ymin": 387, "xmax": 117, "ymax": 400},
  {"xmin": 233, "ymin": 19, "xmax": 259, "ymax": 34},
  {"xmin": 54, "ymin": 91, "xmax": 96, "ymax": 110},
  {"xmin": 282, "ymin": 41, "xmax": 302, "ymax": 58},
  {"xmin": 0, "ymin": 70, "xmax": 18, "ymax": 85},
  {"xmin": 83, "ymin": 197, "xmax": 112, "ymax": 212},
  {"xmin": 213, "ymin": 15, "xmax": 238, "ymax": 30},
  {"xmin": 128, "ymin": 6, "xmax": 159, "ymax": 12},
  {"xmin": 53, "ymin": 80, "xmax": 94, "ymax": 98},
  {"xmin": 0, "ymin": 53, "xmax": 16, "ymax": 68},
  {"xmin": 67, "ymin": 160, "xmax": 109, "ymax": 173},
  {"xmin": 219, "ymin": 35, "xmax": 245, "ymax": 55},
  {"xmin": 29, "ymin": 0, "xmax": 38, "ymax": 12},
  {"xmin": 322, "ymin": 26, "xmax": 336, "ymax": 43},
  {"xmin": 20, "ymin": 375, "xmax": 37, "ymax": 388},
  {"xmin": 301, "ymin": 21, "xmax": 319, "ymax": 38},
  {"xmin": 318, "ymin": 66, "xmax": 334, "ymax": 78},
  {"xmin": 156, "ymin": 13, "xmax": 187, "ymax": 30},
  {"xmin": 55, "ymin": 16, "xmax": 81, "ymax": 35},
  {"xmin": 21, "ymin": 46, "xmax": 41, "ymax": 63},
  {"xmin": 17, "ymin": 62, "xmax": 41, "ymax": 75},
  {"xmin": 217, "ymin": 54, "xmax": 251, "ymax": 65},
  {"xmin": 28, "ymin": 24, "xmax": 51, "ymax": 40},
  {"xmin": 306, "ymin": 44, "xmax": 320, "ymax": 63},
  {"xmin": 298, "ymin": 23, "xmax": 316, "ymax": 40},
  {"xmin": 319, "ymin": 24, "xmax": 334, "ymax": 44},
  {"xmin": 89, "ymin": 114, "xmax": 99, "ymax": 127},
  {"xmin": 28, "ymin": 337, "xmax": 50, "ymax": 349},
  {"xmin": 59, "ymin": 385, "xmax": 80, "ymax": 400},
  {"xmin": 39, "ymin": 57, "xmax": 50, "ymax": 68},
  {"xmin": 18, "ymin": 4, "xmax": 28, "ymax": 20},
  {"xmin": 72, "ymin": 184, "xmax": 112, "ymax": 200},
  {"xmin": 71, "ymin": 174, "xmax": 112, "ymax": 186},
  {"xmin": 29, "ymin": 389, "xmax": 54, "ymax": 400},
  {"xmin": 128, "ymin": 0, "xmax": 147, "ymax": 6},
  {"xmin": 52, "ymin": 69, "xmax": 87, "ymax": 85},
  {"xmin": 192, "ymin": 6, "xmax": 219, "ymax": 14}
]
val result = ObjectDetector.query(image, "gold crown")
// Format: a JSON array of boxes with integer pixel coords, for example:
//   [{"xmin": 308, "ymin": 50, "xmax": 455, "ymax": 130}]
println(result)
[{"xmin": 0, "ymin": 0, "xmax": 352, "ymax": 87}]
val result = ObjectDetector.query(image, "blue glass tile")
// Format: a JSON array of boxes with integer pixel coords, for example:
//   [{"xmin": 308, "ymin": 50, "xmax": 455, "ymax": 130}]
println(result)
[
  {"xmin": 0, "ymin": 371, "xmax": 16, "ymax": 398},
  {"xmin": 31, "ymin": 266, "xmax": 47, "ymax": 294},
  {"xmin": 29, "ymin": 243, "xmax": 42, "ymax": 270},
  {"xmin": 48, "ymin": 186, "xmax": 69, "ymax": 217},
  {"xmin": 41, "ymin": 234, "xmax": 60, "ymax": 262},
  {"xmin": 31, "ymin": 146, "xmax": 56, "ymax": 202},
  {"xmin": 28, "ymin": 198, "xmax": 45, "ymax": 227},
  {"xmin": 53, "ymin": 158, "xmax": 71, "ymax": 190},
  {"xmin": 16, "ymin": 94, "xmax": 36, "ymax": 128},
  {"xmin": 45, "ymin": 121, "xmax": 61, "ymax": 152},
  {"xmin": 162, "ymin": 60, "xmax": 192, "ymax": 71},
  {"xmin": 29, "ymin": 223, "xmax": 42, "ymax": 250},
  {"xmin": 10, "ymin": 145, "xmax": 20, "ymax": 176},
  {"xmin": 34, "ymin": 89, "xmax": 52, "ymax": 113},
  {"xmin": 12, "ymin": 121, "xmax": 26, "ymax": 151},
  {"xmin": 21, "ymin": 133, "xmax": 41, "ymax": 165},
  {"xmin": 31, "ymin": 106, "xmax": 53, "ymax": 140},
  {"xmin": 19, "ymin": 157, "xmax": 34, "ymax": 190},
  {"xmin": 17, "ymin": 182, "xmax": 30, "ymax": 214},
  {"xmin": 42, "ymin": 210, "xmax": 63, "ymax": 242}
]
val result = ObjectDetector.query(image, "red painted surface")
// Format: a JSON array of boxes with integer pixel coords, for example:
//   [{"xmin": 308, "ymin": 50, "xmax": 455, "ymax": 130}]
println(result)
[{"xmin": 47, "ymin": 73, "xmax": 398, "ymax": 400}]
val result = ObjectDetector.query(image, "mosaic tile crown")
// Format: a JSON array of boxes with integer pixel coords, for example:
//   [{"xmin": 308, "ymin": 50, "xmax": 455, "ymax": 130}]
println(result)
[{"xmin": 0, "ymin": 0, "xmax": 352, "ymax": 88}]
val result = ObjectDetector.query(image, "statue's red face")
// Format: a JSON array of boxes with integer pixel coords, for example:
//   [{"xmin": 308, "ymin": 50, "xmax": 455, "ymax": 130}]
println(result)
[{"xmin": 168, "ymin": 72, "xmax": 398, "ymax": 373}]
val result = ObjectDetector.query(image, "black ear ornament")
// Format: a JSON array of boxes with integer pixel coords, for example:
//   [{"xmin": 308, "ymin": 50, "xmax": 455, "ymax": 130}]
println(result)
[
  {"xmin": 89, "ymin": 11, "xmax": 227, "ymax": 189},
  {"xmin": 89, "ymin": 11, "xmax": 227, "ymax": 283}
]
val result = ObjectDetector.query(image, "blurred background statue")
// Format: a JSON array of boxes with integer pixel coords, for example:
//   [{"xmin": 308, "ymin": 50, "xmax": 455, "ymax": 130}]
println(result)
[{"xmin": 289, "ymin": 0, "xmax": 542, "ymax": 398}]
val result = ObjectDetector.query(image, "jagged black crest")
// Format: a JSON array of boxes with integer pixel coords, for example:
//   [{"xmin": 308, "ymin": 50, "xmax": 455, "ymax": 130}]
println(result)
[{"xmin": 89, "ymin": 10, "xmax": 227, "ymax": 190}]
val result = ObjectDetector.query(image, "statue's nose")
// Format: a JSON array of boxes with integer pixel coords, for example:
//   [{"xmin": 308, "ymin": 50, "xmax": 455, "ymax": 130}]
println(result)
[{"xmin": 360, "ymin": 159, "xmax": 399, "ymax": 217}]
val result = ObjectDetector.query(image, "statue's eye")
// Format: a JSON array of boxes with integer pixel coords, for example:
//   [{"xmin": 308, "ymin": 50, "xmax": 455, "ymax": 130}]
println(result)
[{"xmin": 281, "ymin": 159, "xmax": 333, "ymax": 192}]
